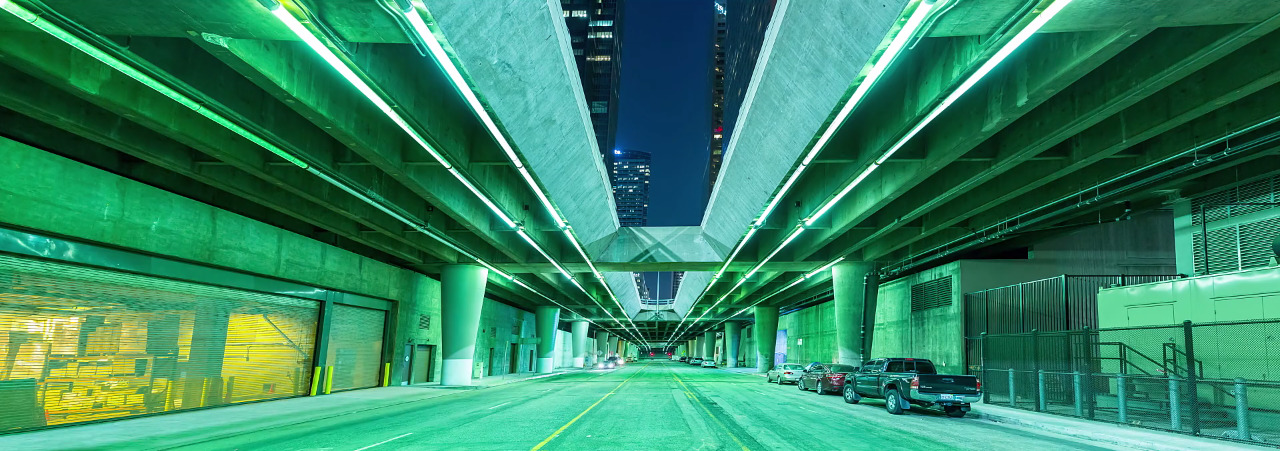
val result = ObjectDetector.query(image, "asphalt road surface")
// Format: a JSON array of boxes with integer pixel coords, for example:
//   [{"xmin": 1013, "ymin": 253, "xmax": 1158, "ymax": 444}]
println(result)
[{"xmin": 177, "ymin": 360, "xmax": 1125, "ymax": 450}]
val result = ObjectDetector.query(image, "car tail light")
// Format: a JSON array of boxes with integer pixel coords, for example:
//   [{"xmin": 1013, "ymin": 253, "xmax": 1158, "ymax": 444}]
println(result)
[
  {"xmin": 976, "ymin": 379, "xmax": 982, "ymax": 391},
  {"xmin": 783, "ymin": 371, "xmax": 792, "ymax": 375},
  {"xmin": 910, "ymin": 376, "xmax": 919, "ymax": 389},
  {"xmin": 828, "ymin": 373, "xmax": 844, "ymax": 380}
]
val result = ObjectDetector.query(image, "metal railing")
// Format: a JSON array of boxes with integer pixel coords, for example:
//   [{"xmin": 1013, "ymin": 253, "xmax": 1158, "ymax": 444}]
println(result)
[{"xmin": 978, "ymin": 319, "xmax": 1280, "ymax": 445}]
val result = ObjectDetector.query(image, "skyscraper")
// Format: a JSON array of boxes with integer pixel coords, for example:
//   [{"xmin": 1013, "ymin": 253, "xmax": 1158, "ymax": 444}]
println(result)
[
  {"xmin": 611, "ymin": 149, "xmax": 651, "ymax": 227},
  {"xmin": 708, "ymin": 1, "xmax": 727, "ymax": 196},
  {"xmin": 561, "ymin": 0, "xmax": 624, "ymax": 157}
]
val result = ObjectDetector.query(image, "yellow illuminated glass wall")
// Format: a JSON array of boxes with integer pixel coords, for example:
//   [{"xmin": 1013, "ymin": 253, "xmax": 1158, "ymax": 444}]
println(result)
[{"xmin": 0, "ymin": 256, "xmax": 318, "ymax": 431}]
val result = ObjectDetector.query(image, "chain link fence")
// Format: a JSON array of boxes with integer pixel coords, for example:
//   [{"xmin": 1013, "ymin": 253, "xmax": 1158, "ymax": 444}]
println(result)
[{"xmin": 977, "ymin": 319, "xmax": 1280, "ymax": 445}]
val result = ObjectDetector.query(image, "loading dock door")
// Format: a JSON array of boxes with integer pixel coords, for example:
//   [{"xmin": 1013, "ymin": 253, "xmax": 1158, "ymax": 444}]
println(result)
[{"xmin": 325, "ymin": 305, "xmax": 385, "ymax": 391}]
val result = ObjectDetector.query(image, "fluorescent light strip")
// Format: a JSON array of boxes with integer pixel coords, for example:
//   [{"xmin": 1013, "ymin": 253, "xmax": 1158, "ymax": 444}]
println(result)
[
  {"xmin": 519, "ymin": 167, "xmax": 567, "ymax": 228},
  {"xmin": 516, "ymin": 229, "xmax": 571, "ymax": 279},
  {"xmin": 402, "ymin": 6, "xmax": 522, "ymax": 169},
  {"xmin": 805, "ymin": 257, "xmax": 846, "ymax": 279},
  {"xmin": 446, "ymin": 168, "xmax": 517, "ymax": 228},
  {"xmin": 743, "ymin": 227, "xmax": 806, "ymax": 278},
  {"xmin": 805, "ymin": 163, "xmax": 878, "ymax": 226},
  {"xmin": 268, "ymin": 4, "xmax": 452, "ymax": 169},
  {"xmin": 810, "ymin": 0, "xmax": 1073, "ymax": 225},
  {"xmin": 802, "ymin": 1, "xmax": 935, "ymax": 167},
  {"xmin": 0, "ymin": 0, "xmax": 309, "ymax": 169}
]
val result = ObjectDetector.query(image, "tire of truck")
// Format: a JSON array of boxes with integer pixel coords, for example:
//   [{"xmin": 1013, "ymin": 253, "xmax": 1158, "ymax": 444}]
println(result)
[
  {"xmin": 944, "ymin": 406, "xmax": 966, "ymax": 418},
  {"xmin": 884, "ymin": 389, "xmax": 905, "ymax": 415},
  {"xmin": 844, "ymin": 386, "xmax": 860, "ymax": 404}
]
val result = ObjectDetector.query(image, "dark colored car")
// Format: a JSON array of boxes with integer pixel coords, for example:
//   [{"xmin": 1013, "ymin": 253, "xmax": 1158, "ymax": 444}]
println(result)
[
  {"xmin": 844, "ymin": 358, "xmax": 980, "ymax": 417},
  {"xmin": 797, "ymin": 363, "xmax": 859, "ymax": 395},
  {"xmin": 679, "ymin": 356, "xmax": 689, "ymax": 363}
]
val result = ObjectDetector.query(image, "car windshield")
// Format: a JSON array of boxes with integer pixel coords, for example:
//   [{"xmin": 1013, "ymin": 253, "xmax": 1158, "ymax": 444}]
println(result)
[{"xmin": 827, "ymin": 364, "xmax": 858, "ymax": 373}]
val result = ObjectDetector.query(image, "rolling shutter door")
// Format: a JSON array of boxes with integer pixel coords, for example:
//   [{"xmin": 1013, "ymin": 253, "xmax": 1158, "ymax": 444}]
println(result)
[
  {"xmin": 0, "ymin": 255, "xmax": 318, "ymax": 432},
  {"xmin": 326, "ymin": 304, "xmax": 384, "ymax": 391}
]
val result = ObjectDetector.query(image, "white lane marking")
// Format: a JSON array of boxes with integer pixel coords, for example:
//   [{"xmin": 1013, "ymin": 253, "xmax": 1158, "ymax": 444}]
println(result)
[
  {"xmin": 352, "ymin": 432, "xmax": 413, "ymax": 451},
  {"xmin": 487, "ymin": 401, "xmax": 512, "ymax": 410}
]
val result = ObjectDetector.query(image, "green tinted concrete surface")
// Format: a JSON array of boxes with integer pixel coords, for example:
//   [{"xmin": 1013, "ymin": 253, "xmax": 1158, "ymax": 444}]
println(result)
[{"xmin": 0, "ymin": 361, "xmax": 1185, "ymax": 451}]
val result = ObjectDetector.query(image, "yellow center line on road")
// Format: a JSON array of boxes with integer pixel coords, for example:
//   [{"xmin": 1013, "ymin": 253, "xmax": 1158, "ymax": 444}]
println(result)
[
  {"xmin": 672, "ymin": 374, "xmax": 751, "ymax": 451},
  {"xmin": 529, "ymin": 363, "xmax": 650, "ymax": 451}
]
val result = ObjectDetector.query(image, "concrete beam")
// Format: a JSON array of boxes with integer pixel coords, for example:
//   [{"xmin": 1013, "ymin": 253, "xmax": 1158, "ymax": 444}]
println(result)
[
  {"xmin": 853, "ymin": 22, "xmax": 1280, "ymax": 260},
  {"xmin": 426, "ymin": 0, "xmax": 620, "ymax": 248}
]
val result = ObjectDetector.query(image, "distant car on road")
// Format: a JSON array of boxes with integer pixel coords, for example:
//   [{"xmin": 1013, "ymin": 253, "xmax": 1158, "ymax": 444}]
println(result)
[
  {"xmin": 700, "ymin": 360, "xmax": 718, "ymax": 368},
  {"xmin": 844, "ymin": 358, "xmax": 980, "ymax": 417},
  {"xmin": 766, "ymin": 363, "xmax": 805, "ymax": 384},
  {"xmin": 797, "ymin": 363, "xmax": 859, "ymax": 395},
  {"xmin": 689, "ymin": 358, "xmax": 704, "ymax": 365},
  {"xmin": 678, "ymin": 356, "xmax": 689, "ymax": 363},
  {"xmin": 598, "ymin": 356, "xmax": 621, "ymax": 369},
  {"xmin": 626, "ymin": 357, "xmax": 636, "ymax": 363}
]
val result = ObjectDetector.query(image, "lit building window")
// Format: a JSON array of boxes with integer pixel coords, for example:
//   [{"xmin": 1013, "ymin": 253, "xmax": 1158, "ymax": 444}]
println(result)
[
  {"xmin": 588, "ymin": 31, "xmax": 613, "ymax": 39},
  {"xmin": 586, "ymin": 55, "xmax": 612, "ymax": 62},
  {"xmin": 570, "ymin": 10, "xmax": 587, "ymax": 18},
  {"xmin": 589, "ymin": 20, "xmax": 614, "ymax": 27}
]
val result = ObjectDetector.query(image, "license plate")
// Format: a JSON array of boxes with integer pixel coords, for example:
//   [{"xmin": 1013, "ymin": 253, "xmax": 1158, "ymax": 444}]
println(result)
[{"xmin": 939, "ymin": 394, "xmax": 956, "ymax": 401}]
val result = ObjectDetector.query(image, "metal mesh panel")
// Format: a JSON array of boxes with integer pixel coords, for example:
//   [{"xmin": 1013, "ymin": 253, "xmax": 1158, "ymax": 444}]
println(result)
[
  {"xmin": 980, "ymin": 319, "xmax": 1280, "ymax": 446},
  {"xmin": 0, "ymin": 255, "xmax": 317, "ymax": 432}
]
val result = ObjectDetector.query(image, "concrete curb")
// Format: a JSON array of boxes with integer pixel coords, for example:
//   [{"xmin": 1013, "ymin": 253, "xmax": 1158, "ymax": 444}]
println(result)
[{"xmin": 974, "ymin": 405, "xmax": 1268, "ymax": 451}]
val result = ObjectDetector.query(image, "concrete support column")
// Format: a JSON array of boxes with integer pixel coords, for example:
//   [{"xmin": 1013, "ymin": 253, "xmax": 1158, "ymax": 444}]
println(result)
[
  {"xmin": 570, "ymin": 320, "xmax": 588, "ymax": 368},
  {"xmin": 832, "ymin": 261, "xmax": 878, "ymax": 365},
  {"xmin": 694, "ymin": 336, "xmax": 704, "ymax": 359},
  {"xmin": 754, "ymin": 306, "xmax": 779, "ymax": 373},
  {"xmin": 440, "ymin": 264, "xmax": 488, "ymax": 386},
  {"xmin": 725, "ymin": 322, "xmax": 742, "ymax": 368},
  {"xmin": 703, "ymin": 331, "xmax": 716, "ymax": 362},
  {"xmin": 596, "ymin": 331, "xmax": 610, "ymax": 363},
  {"xmin": 535, "ymin": 306, "xmax": 560, "ymax": 374},
  {"xmin": 607, "ymin": 335, "xmax": 619, "ymax": 358}
]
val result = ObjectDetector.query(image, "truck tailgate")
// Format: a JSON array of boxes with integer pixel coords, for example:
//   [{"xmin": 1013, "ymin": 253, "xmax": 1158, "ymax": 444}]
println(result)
[{"xmin": 917, "ymin": 374, "xmax": 979, "ymax": 394}]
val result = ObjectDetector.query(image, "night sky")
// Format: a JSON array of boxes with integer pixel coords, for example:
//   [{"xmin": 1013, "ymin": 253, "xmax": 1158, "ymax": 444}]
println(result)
[{"xmin": 615, "ymin": 0, "xmax": 715, "ymax": 227}]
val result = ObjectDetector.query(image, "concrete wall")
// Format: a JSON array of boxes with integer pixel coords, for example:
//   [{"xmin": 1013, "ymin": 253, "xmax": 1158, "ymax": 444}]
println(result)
[{"xmin": 0, "ymin": 137, "xmax": 545, "ymax": 385}]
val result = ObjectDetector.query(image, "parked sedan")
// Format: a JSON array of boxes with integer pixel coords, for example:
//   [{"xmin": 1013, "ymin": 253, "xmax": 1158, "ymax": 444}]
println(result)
[
  {"xmin": 701, "ymin": 360, "xmax": 718, "ymax": 368},
  {"xmin": 689, "ymin": 358, "xmax": 704, "ymax": 365},
  {"xmin": 797, "ymin": 363, "xmax": 860, "ymax": 395},
  {"xmin": 766, "ymin": 363, "xmax": 806, "ymax": 384}
]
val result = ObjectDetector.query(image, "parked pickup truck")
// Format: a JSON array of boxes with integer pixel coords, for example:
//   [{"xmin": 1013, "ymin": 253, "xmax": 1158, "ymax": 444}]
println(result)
[{"xmin": 843, "ymin": 357, "xmax": 980, "ymax": 417}]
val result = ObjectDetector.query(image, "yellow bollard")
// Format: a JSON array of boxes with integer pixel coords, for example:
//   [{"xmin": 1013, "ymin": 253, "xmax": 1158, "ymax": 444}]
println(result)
[
  {"xmin": 323, "ymin": 366, "xmax": 334, "ymax": 394},
  {"xmin": 309, "ymin": 366, "xmax": 322, "ymax": 396},
  {"xmin": 383, "ymin": 363, "xmax": 391, "ymax": 387}
]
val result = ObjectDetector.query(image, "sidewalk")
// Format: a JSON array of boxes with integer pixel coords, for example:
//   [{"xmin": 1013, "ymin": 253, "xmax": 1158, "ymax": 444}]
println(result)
[
  {"xmin": 973, "ymin": 403, "xmax": 1269, "ymax": 451},
  {"xmin": 0, "ymin": 367, "xmax": 587, "ymax": 451}
]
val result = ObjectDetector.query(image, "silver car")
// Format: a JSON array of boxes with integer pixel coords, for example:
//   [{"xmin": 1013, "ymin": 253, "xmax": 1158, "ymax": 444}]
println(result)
[{"xmin": 767, "ymin": 363, "xmax": 806, "ymax": 384}]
